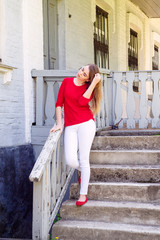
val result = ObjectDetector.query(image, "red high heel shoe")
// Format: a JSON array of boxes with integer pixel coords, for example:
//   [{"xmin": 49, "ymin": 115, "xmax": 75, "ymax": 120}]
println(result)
[
  {"xmin": 78, "ymin": 176, "xmax": 81, "ymax": 184},
  {"xmin": 76, "ymin": 197, "xmax": 88, "ymax": 206}
]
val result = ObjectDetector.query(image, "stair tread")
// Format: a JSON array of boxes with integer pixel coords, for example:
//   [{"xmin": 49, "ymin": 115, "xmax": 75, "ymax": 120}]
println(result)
[
  {"xmin": 63, "ymin": 199, "xmax": 160, "ymax": 210},
  {"xmin": 91, "ymin": 149, "xmax": 160, "ymax": 153},
  {"xmin": 73, "ymin": 182, "xmax": 160, "ymax": 186},
  {"xmin": 94, "ymin": 135, "xmax": 160, "ymax": 139},
  {"xmin": 54, "ymin": 220, "xmax": 160, "ymax": 233},
  {"xmin": 91, "ymin": 164, "xmax": 160, "ymax": 169}
]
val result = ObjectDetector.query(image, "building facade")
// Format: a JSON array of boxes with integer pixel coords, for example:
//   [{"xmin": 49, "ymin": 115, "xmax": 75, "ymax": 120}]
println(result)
[{"xmin": 0, "ymin": 0, "xmax": 160, "ymax": 238}]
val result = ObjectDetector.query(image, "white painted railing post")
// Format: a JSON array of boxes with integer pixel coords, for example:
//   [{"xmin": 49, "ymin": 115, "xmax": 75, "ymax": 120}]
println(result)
[
  {"xmin": 114, "ymin": 72, "xmax": 123, "ymax": 127},
  {"xmin": 103, "ymin": 73, "xmax": 109, "ymax": 127},
  {"xmin": 45, "ymin": 81, "xmax": 56, "ymax": 126},
  {"xmin": 139, "ymin": 72, "xmax": 148, "ymax": 128},
  {"xmin": 32, "ymin": 164, "xmax": 50, "ymax": 240},
  {"xmin": 100, "ymin": 73, "xmax": 105, "ymax": 127},
  {"xmin": 126, "ymin": 72, "xmax": 135, "ymax": 128},
  {"xmin": 152, "ymin": 71, "xmax": 160, "ymax": 128},
  {"xmin": 36, "ymin": 76, "xmax": 44, "ymax": 126}
]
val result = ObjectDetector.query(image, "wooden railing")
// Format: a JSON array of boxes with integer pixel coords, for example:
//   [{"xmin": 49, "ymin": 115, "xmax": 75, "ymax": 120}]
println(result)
[
  {"xmin": 113, "ymin": 70, "xmax": 160, "ymax": 129},
  {"xmin": 29, "ymin": 125, "xmax": 74, "ymax": 240}
]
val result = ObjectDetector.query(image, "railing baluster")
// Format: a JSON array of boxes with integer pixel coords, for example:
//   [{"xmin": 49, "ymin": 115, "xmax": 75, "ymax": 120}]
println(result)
[
  {"xmin": 32, "ymin": 162, "xmax": 50, "ymax": 240},
  {"xmin": 61, "ymin": 134, "xmax": 66, "ymax": 186},
  {"xmin": 100, "ymin": 73, "xmax": 105, "ymax": 127},
  {"xmin": 36, "ymin": 76, "xmax": 44, "ymax": 126},
  {"xmin": 56, "ymin": 138, "xmax": 61, "ymax": 198},
  {"xmin": 42, "ymin": 163, "xmax": 51, "ymax": 239},
  {"xmin": 103, "ymin": 73, "xmax": 109, "ymax": 127},
  {"xmin": 126, "ymin": 72, "xmax": 135, "ymax": 128},
  {"xmin": 45, "ymin": 81, "xmax": 55, "ymax": 126},
  {"xmin": 139, "ymin": 72, "xmax": 148, "ymax": 128},
  {"xmin": 152, "ymin": 72, "xmax": 160, "ymax": 128},
  {"xmin": 51, "ymin": 150, "xmax": 56, "ymax": 211},
  {"xmin": 114, "ymin": 72, "xmax": 123, "ymax": 127}
]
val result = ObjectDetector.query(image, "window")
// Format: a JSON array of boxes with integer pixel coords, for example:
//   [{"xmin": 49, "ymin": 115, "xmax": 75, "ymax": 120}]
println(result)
[
  {"xmin": 152, "ymin": 45, "xmax": 159, "ymax": 70},
  {"xmin": 128, "ymin": 29, "xmax": 138, "ymax": 71},
  {"xmin": 94, "ymin": 6, "xmax": 109, "ymax": 69}
]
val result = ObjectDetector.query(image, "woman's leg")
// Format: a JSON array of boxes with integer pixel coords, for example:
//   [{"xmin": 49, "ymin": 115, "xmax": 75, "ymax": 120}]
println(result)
[
  {"xmin": 77, "ymin": 120, "xmax": 96, "ymax": 196},
  {"xmin": 64, "ymin": 125, "xmax": 80, "ymax": 170}
]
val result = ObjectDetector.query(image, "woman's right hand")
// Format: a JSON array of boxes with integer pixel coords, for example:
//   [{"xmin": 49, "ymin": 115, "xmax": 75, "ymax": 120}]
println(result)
[
  {"xmin": 92, "ymin": 73, "xmax": 101, "ymax": 85},
  {"xmin": 50, "ymin": 124, "xmax": 63, "ymax": 134}
]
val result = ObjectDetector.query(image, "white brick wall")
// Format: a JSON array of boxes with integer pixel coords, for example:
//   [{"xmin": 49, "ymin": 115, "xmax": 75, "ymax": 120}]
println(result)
[
  {"xmin": 22, "ymin": 0, "xmax": 43, "ymax": 143},
  {"xmin": 1, "ymin": 0, "xmax": 160, "ymax": 147},
  {"xmin": 0, "ymin": 0, "xmax": 43, "ymax": 147}
]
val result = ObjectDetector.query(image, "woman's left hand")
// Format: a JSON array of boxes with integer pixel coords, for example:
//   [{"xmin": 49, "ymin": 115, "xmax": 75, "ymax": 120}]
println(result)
[{"xmin": 92, "ymin": 73, "xmax": 101, "ymax": 85}]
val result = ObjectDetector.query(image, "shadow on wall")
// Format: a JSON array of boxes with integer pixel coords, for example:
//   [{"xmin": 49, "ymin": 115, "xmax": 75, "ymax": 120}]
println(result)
[{"xmin": 0, "ymin": 144, "xmax": 35, "ymax": 238}]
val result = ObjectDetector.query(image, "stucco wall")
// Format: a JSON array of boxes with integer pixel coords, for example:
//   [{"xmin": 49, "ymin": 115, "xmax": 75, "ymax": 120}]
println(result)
[{"xmin": 65, "ymin": 0, "xmax": 94, "ymax": 69}]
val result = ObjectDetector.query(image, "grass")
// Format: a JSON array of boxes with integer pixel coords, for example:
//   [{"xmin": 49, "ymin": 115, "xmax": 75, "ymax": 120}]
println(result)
[{"xmin": 49, "ymin": 213, "xmax": 61, "ymax": 240}]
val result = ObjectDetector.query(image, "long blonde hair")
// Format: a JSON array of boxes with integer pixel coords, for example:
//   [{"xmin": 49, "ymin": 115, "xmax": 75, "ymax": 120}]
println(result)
[{"xmin": 87, "ymin": 64, "xmax": 102, "ymax": 115}]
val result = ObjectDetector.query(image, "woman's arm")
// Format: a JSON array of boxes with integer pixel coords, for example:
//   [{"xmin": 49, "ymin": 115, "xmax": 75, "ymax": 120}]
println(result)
[
  {"xmin": 83, "ymin": 73, "xmax": 101, "ymax": 99},
  {"xmin": 50, "ymin": 106, "xmax": 63, "ymax": 133}
]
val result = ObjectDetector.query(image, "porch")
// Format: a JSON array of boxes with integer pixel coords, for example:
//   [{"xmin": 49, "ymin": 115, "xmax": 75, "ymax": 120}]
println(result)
[
  {"xmin": 31, "ymin": 68, "xmax": 160, "ymax": 144},
  {"xmin": 30, "ymin": 68, "xmax": 160, "ymax": 240}
]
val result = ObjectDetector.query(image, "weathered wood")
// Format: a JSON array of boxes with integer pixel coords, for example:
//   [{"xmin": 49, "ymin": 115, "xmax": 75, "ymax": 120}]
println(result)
[
  {"xmin": 56, "ymin": 138, "xmax": 62, "ymax": 198},
  {"xmin": 49, "ymin": 168, "xmax": 74, "ymax": 230},
  {"xmin": 32, "ymin": 181, "xmax": 43, "ymax": 239},
  {"xmin": 29, "ymin": 127, "xmax": 63, "ymax": 182},
  {"xmin": 32, "ymin": 165, "xmax": 51, "ymax": 240},
  {"xmin": 50, "ymin": 149, "xmax": 56, "ymax": 211}
]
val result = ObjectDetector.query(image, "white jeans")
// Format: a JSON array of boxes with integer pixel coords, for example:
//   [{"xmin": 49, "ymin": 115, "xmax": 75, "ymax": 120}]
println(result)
[{"xmin": 64, "ymin": 119, "xmax": 96, "ymax": 195}]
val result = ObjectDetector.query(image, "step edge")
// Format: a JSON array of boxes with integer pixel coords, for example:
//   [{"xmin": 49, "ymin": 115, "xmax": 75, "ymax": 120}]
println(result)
[
  {"xmin": 62, "ymin": 200, "xmax": 160, "ymax": 210},
  {"xmin": 53, "ymin": 220, "xmax": 160, "ymax": 233}
]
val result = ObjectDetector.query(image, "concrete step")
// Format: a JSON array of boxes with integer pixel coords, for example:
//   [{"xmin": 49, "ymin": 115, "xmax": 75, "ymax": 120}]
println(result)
[
  {"xmin": 90, "ymin": 164, "xmax": 160, "ymax": 183},
  {"xmin": 96, "ymin": 128, "xmax": 160, "ymax": 137},
  {"xmin": 70, "ymin": 182, "xmax": 160, "ymax": 202},
  {"xmin": 92, "ymin": 135, "xmax": 160, "ymax": 150},
  {"xmin": 60, "ymin": 200, "xmax": 160, "ymax": 226},
  {"xmin": 90, "ymin": 150, "xmax": 160, "ymax": 165},
  {"xmin": 52, "ymin": 220, "xmax": 160, "ymax": 240}
]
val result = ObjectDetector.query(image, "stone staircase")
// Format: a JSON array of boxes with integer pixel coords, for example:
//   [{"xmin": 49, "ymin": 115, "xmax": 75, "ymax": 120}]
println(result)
[{"xmin": 51, "ymin": 130, "xmax": 160, "ymax": 240}]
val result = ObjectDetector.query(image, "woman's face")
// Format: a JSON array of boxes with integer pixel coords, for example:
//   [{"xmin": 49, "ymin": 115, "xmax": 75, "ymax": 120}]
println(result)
[{"xmin": 77, "ymin": 66, "xmax": 90, "ymax": 82}]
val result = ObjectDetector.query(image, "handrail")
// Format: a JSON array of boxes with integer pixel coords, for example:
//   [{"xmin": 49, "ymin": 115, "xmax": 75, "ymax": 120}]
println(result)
[
  {"xmin": 29, "ymin": 127, "xmax": 62, "ymax": 182},
  {"xmin": 29, "ymin": 124, "xmax": 74, "ymax": 240}
]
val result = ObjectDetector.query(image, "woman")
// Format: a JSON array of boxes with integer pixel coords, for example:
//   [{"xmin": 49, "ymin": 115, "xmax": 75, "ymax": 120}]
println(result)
[{"xmin": 50, "ymin": 64, "xmax": 102, "ymax": 206}]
